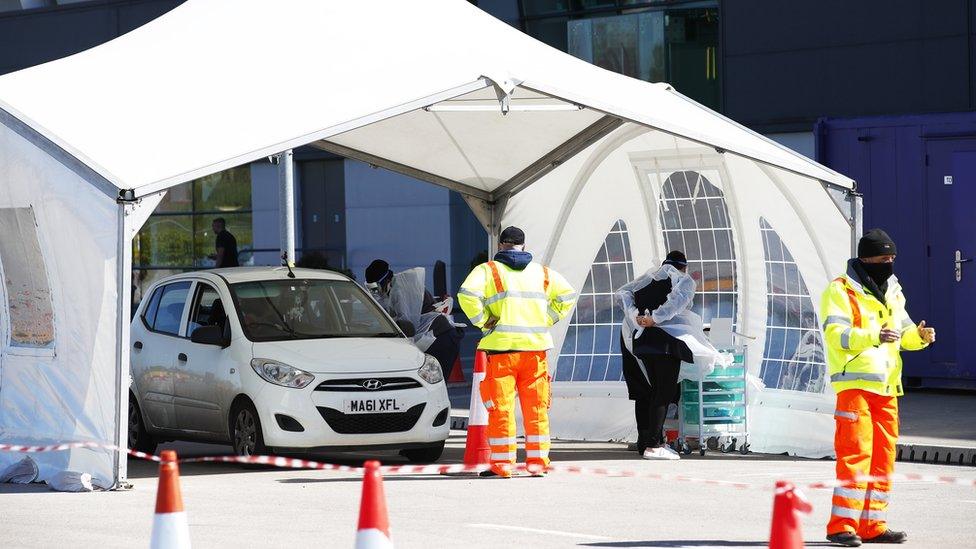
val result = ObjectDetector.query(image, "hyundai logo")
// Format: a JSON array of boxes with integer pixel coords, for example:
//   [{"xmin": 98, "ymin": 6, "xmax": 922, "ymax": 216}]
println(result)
[{"xmin": 362, "ymin": 379, "xmax": 383, "ymax": 391}]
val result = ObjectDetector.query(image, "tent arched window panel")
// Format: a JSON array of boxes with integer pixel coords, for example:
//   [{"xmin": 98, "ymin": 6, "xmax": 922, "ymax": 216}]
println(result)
[
  {"xmin": 657, "ymin": 170, "xmax": 737, "ymax": 326},
  {"xmin": 759, "ymin": 218, "xmax": 827, "ymax": 393},
  {"xmin": 554, "ymin": 220, "xmax": 634, "ymax": 382},
  {"xmin": 0, "ymin": 207, "xmax": 55, "ymax": 350}
]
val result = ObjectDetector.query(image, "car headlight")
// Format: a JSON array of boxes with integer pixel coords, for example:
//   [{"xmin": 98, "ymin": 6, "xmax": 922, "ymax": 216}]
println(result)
[
  {"xmin": 418, "ymin": 354, "xmax": 444, "ymax": 384},
  {"xmin": 250, "ymin": 359, "xmax": 315, "ymax": 389}
]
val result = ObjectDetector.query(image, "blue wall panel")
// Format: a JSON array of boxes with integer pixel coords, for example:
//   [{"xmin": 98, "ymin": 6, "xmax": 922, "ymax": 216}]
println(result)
[{"xmin": 818, "ymin": 112, "xmax": 976, "ymax": 387}]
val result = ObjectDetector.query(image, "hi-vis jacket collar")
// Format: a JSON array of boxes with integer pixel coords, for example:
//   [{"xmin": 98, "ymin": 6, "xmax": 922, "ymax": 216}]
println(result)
[{"xmin": 844, "ymin": 260, "xmax": 900, "ymax": 304}]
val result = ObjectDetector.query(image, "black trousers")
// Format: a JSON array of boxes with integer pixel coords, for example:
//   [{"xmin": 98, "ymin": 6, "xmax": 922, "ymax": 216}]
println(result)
[
  {"xmin": 632, "ymin": 355, "xmax": 681, "ymax": 449},
  {"xmin": 425, "ymin": 327, "xmax": 465, "ymax": 379}
]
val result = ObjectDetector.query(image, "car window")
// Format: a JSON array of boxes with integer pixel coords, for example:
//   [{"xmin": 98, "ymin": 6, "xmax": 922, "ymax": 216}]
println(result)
[
  {"xmin": 141, "ymin": 286, "xmax": 163, "ymax": 329},
  {"xmin": 152, "ymin": 281, "xmax": 191, "ymax": 336},
  {"xmin": 230, "ymin": 279, "xmax": 400, "ymax": 342},
  {"xmin": 187, "ymin": 283, "xmax": 225, "ymax": 337}
]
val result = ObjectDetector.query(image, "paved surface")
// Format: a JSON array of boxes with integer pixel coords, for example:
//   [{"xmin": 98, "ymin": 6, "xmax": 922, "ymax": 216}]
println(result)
[
  {"xmin": 2, "ymin": 435, "xmax": 975, "ymax": 548},
  {"xmin": 899, "ymin": 390, "xmax": 976, "ymax": 446}
]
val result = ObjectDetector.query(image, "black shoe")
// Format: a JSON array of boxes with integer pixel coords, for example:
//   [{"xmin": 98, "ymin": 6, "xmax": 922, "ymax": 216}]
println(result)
[
  {"xmin": 863, "ymin": 530, "xmax": 907, "ymax": 544},
  {"xmin": 826, "ymin": 532, "xmax": 862, "ymax": 547}
]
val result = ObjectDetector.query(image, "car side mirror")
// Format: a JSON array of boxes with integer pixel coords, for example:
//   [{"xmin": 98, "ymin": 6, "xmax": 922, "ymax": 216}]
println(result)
[
  {"xmin": 395, "ymin": 319, "xmax": 416, "ymax": 338},
  {"xmin": 191, "ymin": 325, "xmax": 230, "ymax": 348}
]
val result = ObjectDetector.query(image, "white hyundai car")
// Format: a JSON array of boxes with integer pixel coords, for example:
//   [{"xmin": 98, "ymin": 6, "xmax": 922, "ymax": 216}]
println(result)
[{"xmin": 128, "ymin": 267, "xmax": 450, "ymax": 462}]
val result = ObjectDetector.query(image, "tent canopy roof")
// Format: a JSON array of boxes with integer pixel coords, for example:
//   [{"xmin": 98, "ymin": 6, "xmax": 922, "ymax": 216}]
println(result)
[{"xmin": 0, "ymin": 0, "xmax": 853, "ymax": 201}]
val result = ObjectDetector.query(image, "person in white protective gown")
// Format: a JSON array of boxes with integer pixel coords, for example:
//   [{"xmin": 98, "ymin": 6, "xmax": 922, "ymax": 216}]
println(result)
[
  {"xmin": 615, "ymin": 251, "xmax": 730, "ymax": 460},
  {"xmin": 364, "ymin": 260, "xmax": 464, "ymax": 378}
]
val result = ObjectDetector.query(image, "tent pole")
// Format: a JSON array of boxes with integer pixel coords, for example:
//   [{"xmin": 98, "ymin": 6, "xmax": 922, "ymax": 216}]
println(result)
[
  {"xmin": 114, "ymin": 203, "xmax": 134, "ymax": 489},
  {"xmin": 848, "ymin": 189, "xmax": 863, "ymax": 257},
  {"xmin": 278, "ymin": 149, "xmax": 296, "ymax": 265},
  {"xmin": 487, "ymin": 201, "xmax": 499, "ymax": 253}
]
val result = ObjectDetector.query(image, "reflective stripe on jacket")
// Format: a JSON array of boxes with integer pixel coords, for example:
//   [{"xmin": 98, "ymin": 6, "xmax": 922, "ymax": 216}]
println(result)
[
  {"xmin": 458, "ymin": 261, "xmax": 576, "ymax": 351},
  {"xmin": 820, "ymin": 263, "xmax": 928, "ymax": 396}
]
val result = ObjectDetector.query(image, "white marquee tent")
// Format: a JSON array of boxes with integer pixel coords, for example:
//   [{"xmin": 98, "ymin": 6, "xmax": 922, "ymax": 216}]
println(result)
[{"xmin": 0, "ymin": 0, "xmax": 858, "ymax": 487}]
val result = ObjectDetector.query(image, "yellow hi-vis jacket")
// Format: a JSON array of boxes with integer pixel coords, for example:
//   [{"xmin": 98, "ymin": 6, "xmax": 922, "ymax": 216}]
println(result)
[
  {"xmin": 820, "ymin": 262, "xmax": 928, "ymax": 397},
  {"xmin": 458, "ymin": 260, "xmax": 576, "ymax": 351}
]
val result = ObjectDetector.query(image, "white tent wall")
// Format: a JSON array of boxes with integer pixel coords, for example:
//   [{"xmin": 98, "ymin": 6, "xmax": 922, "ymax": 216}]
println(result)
[
  {"xmin": 0, "ymin": 116, "xmax": 162, "ymax": 487},
  {"xmin": 501, "ymin": 126, "xmax": 853, "ymax": 457}
]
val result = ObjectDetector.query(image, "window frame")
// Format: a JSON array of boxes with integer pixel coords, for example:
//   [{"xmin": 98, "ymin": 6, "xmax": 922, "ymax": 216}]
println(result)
[
  {"xmin": 184, "ymin": 280, "xmax": 225, "ymax": 339},
  {"xmin": 554, "ymin": 220, "xmax": 634, "ymax": 383},
  {"xmin": 227, "ymin": 278, "xmax": 400, "ymax": 343},
  {"xmin": 758, "ymin": 218, "xmax": 828, "ymax": 394},
  {"xmin": 0, "ymin": 206, "xmax": 58, "ymax": 357},
  {"xmin": 142, "ymin": 280, "xmax": 193, "ymax": 339}
]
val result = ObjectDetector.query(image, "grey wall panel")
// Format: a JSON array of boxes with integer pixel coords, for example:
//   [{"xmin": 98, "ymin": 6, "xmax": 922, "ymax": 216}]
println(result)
[
  {"xmin": 725, "ymin": 36, "xmax": 971, "ymax": 129},
  {"xmin": 0, "ymin": 0, "xmax": 183, "ymax": 76},
  {"xmin": 724, "ymin": 0, "xmax": 968, "ymax": 56},
  {"xmin": 723, "ymin": 0, "xmax": 973, "ymax": 130}
]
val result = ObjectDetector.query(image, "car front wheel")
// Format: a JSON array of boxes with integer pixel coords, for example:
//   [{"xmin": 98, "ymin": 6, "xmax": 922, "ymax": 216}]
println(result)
[
  {"xmin": 128, "ymin": 396, "xmax": 157, "ymax": 455},
  {"xmin": 231, "ymin": 401, "xmax": 267, "ymax": 458},
  {"xmin": 401, "ymin": 441, "xmax": 445, "ymax": 463}
]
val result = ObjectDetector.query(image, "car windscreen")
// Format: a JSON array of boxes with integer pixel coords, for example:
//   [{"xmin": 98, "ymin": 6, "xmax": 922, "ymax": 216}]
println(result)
[{"xmin": 229, "ymin": 279, "xmax": 401, "ymax": 342}]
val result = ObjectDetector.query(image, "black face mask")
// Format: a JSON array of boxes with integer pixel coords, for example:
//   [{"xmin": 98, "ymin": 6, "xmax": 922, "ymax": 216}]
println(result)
[{"xmin": 860, "ymin": 261, "xmax": 894, "ymax": 287}]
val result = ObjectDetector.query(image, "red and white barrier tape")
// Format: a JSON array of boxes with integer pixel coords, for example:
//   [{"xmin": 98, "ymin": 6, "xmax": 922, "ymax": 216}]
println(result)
[
  {"xmin": 0, "ymin": 441, "xmax": 161, "ymax": 462},
  {"xmin": 2, "ymin": 441, "xmax": 975, "ymax": 490}
]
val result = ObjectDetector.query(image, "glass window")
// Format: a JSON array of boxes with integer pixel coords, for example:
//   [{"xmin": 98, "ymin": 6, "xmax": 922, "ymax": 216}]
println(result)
[
  {"xmin": 0, "ymin": 207, "xmax": 55, "ymax": 349},
  {"xmin": 525, "ymin": 16, "xmax": 570, "ymax": 51},
  {"xmin": 187, "ymin": 284, "xmax": 225, "ymax": 336},
  {"xmin": 522, "ymin": 0, "xmax": 570, "ymax": 16},
  {"xmin": 569, "ymin": 11, "xmax": 665, "ymax": 83},
  {"xmin": 658, "ymin": 171, "xmax": 737, "ymax": 328},
  {"xmin": 523, "ymin": 5, "xmax": 719, "ymax": 109},
  {"xmin": 758, "ymin": 218, "xmax": 827, "ymax": 393},
  {"xmin": 152, "ymin": 282, "xmax": 191, "ymax": 336},
  {"xmin": 231, "ymin": 279, "xmax": 400, "ymax": 342},
  {"xmin": 133, "ymin": 165, "xmax": 253, "ymax": 296},
  {"xmin": 141, "ymin": 286, "xmax": 163, "ymax": 330},
  {"xmin": 554, "ymin": 220, "xmax": 635, "ymax": 382}
]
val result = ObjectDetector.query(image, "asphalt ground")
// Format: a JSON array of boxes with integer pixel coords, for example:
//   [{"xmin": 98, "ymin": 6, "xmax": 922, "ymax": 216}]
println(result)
[{"xmin": 1, "ymin": 435, "xmax": 975, "ymax": 548}]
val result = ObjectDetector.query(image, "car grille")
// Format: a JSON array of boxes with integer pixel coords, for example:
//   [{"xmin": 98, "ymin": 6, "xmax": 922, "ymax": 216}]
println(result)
[
  {"xmin": 314, "ymin": 377, "xmax": 422, "ymax": 392},
  {"xmin": 318, "ymin": 403, "xmax": 426, "ymax": 434}
]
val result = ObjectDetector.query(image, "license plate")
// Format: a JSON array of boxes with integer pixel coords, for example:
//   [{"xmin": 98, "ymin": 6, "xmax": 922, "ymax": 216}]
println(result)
[{"xmin": 344, "ymin": 398, "xmax": 404, "ymax": 414}]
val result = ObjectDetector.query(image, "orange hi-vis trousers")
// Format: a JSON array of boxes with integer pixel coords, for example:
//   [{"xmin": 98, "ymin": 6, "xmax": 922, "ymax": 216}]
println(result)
[
  {"xmin": 479, "ymin": 351, "xmax": 551, "ymax": 477},
  {"xmin": 828, "ymin": 389, "xmax": 898, "ymax": 539}
]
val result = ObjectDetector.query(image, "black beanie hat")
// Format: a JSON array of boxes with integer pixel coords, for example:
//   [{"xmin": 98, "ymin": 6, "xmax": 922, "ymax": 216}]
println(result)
[
  {"xmin": 499, "ymin": 226, "xmax": 525, "ymax": 245},
  {"xmin": 663, "ymin": 250, "xmax": 688, "ymax": 267},
  {"xmin": 858, "ymin": 229, "xmax": 897, "ymax": 258},
  {"xmin": 365, "ymin": 259, "xmax": 393, "ymax": 284}
]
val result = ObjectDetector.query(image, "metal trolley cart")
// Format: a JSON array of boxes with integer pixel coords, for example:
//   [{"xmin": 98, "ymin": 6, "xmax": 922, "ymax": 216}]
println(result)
[{"xmin": 674, "ymin": 345, "xmax": 750, "ymax": 456}]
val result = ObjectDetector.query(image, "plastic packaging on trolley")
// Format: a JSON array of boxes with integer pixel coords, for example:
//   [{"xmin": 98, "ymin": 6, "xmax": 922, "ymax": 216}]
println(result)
[{"xmin": 675, "ymin": 346, "xmax": 751, "ymax": 456}]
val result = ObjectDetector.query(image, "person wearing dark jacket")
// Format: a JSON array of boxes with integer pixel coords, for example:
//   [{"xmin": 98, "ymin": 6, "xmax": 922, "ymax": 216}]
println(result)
[{"xmin": 615, "ymin": 251, "xmax": 695, "ymax": 460}]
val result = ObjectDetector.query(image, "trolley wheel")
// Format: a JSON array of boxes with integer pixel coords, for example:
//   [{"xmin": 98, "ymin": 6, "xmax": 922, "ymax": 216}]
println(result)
[
  {"xmin": 721, "ymin": 437, "xmax": 737, "ymax": 454},
  {"xmin": 739, "ymin": 443, "xmax": 750, "ymax": 455},
  {"xmin": 699, "ymin": 448, "xmax": 706, "ymax": 457},
  {"xmin": 706, "ymin": 436, "xmax": 720, "ymax": 450},
  {"xmin": 681, "ymin": 441, "xmax": 692, "ymax": 455}
]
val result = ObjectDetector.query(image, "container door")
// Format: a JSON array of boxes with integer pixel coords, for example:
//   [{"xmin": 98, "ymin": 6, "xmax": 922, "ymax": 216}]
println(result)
[{"xmin": 924, "ymin": 138, "xmax": 976, "ymax": 384}]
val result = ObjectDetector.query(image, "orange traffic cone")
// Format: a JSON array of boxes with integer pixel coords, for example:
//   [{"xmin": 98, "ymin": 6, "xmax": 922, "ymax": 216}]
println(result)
[
  {"xmin": 768, "ymin": 480, "xmax": 813, "ymax": 549},
  {"xmin": 355, "ymin": 460, "xmax": 393, "ymax": 549},
  {"xmin": 462, "ymin": 351, "xmax": 491, "ymax": 466},
  {"xmin": 150, "ymin": 450, "xmax": 191, "ymax": 549},
  {"xmin": 447, "ymin": 356, "xmax": 466, "ymax": 383}
]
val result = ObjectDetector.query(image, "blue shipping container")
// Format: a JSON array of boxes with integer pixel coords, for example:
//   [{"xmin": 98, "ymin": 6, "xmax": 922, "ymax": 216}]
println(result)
[{"xmin": 816, "ymin": 112, "xmax": 976, "ymax": 389}]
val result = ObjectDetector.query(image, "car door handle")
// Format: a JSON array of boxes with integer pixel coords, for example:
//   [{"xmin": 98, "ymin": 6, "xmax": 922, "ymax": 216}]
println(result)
[
  {"xmin": 133, "ymin": 341, "xmax": 143, "ymax": 350},
  {"xmin": 177, "ymin": 353, "xmax": 188, "ymax": 362}
]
